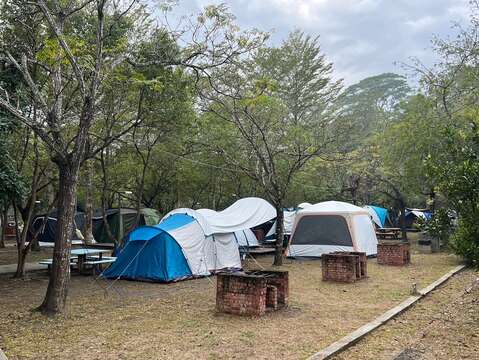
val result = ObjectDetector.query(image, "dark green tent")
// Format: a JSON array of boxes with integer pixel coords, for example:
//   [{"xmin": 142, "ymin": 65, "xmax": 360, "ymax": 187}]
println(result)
[{"xmin": 92, "ymin": 208, "xmax": 160, "ymax": 243}]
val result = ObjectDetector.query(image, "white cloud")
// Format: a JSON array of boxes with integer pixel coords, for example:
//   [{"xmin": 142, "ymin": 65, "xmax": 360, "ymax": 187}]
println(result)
[
  {"xmin": 405, "ymin": 15, "xmax": 438, "ymax": 31},
  {"xmin": 163, "ymin": 0, "xmax": 471, "ymax": 85}
]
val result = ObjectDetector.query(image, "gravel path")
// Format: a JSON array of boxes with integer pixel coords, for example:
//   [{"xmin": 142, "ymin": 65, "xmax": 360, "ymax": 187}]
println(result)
[{"xmin": 334, "ymin": 269, "xmax": 479, "ymax": 360}]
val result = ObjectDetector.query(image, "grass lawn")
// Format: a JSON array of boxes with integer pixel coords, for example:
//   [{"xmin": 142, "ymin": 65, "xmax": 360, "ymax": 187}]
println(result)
[{"xmin": 0, "ymin": 252, "xmax": 462, "ymax": 360}]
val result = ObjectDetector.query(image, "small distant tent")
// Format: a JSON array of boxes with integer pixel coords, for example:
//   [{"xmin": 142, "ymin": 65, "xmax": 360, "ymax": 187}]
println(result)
[
  {"xmin": 364, "ymin": 205, "xmax": 390, "ymax": 228},
  {"xmin": 404, "ymin": 208, "xmax": 433, "ymax": 228},
  {"xmin": 30, "ymin": 210, "xmax": 85, "ymax": 244},
  {"xmin": 287, "ymin": 201, "xmax": 378, "ymax": 257},
  {"xmin": 92, "ymin": 208, "xmax": 160, "ymax": 243}
]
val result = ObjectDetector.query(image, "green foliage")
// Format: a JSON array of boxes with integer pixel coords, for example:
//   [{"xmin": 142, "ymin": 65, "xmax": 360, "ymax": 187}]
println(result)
[
  {"xmin": 418, "ymin": 208, "xmax": 453, "ymax": 244},
  {"xmin": 338, "ymin": 72, "xmax": 412, "ymax": 143},
  {"xmin": 449, "ymin": 218, "xmax": 479, "ymax": 267},
  {"xmin": 202, "ymin": 30, "xmax": 343, "ymax": 206},
  {"xmin": 0, "ymin": 120, "xmax": 26, "ymax": 204},
  {"xmin": 425, "ymin": 111, "xmax": 479, "ymax": 264}
]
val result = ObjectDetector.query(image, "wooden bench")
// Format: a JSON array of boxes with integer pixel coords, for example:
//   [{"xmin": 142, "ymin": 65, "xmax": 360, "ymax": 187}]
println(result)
[
  {"xmin": 83, "ymin": 258, "xmax": 116, "ymax": 275},
  {"xmin": 39, "ymin": 258, "xmax": 78, "ymax": 272},
  {"xmin": 86, "ymin": 255, "xmax": 116, "ymax": 261}
]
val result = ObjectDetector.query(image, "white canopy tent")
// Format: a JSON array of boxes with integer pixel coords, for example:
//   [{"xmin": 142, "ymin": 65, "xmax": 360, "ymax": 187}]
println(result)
[{"xmin": 287, "ymin": 201, "xmax": 378, "ymax": 257}]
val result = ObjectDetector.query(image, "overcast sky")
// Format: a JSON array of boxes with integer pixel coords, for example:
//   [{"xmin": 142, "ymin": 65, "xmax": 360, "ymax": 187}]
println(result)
[{"xmin": 158, "ymin": 0, "xmax": 471, "ymax": 86}]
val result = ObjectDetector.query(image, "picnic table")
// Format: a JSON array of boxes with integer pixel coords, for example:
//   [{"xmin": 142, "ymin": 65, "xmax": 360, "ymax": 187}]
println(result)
[
  {"xmin": 71, "ymin": 248, "xmax": 115, "ymax": 274},
  {"xmin": 39, "ymin": 248, "xmax": 116, "ymax": 275}
]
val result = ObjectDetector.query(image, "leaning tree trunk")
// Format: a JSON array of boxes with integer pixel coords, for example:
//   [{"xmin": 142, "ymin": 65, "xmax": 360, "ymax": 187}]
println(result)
[
  {"xmin": 83, "ymin": 160, "xmax": 94, "ymax": 245},
  {"xmin": 273, "ymin": 204, "xmax": 284, "ymax": 266},
  {"xmin": 38, "ymin": 165, "xmax": 78, "ymax": 315}
]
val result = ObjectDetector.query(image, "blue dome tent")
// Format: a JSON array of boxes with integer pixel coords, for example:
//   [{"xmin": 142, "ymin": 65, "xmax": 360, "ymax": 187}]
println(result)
[{"xmin": 103, "ymin": 214, "xmax": 199, "ymax": 282}]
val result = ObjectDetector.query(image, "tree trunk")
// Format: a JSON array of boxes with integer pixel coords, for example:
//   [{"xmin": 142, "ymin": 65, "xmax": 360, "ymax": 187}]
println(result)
[
  {"xmin": 15, "ymin": 196, "xmax": 39, "ymax": 277},
  {"xmin": 15, "ymin": 250, "xmax": 27, "ymax": 278},
  {"xmin": 0, "ymin": 207, "xmax": 6, "ymax": 248},
  {"xmin": 273, "ymin": 204, "xmax": 284, "ymax": 266},
  {"xmin": 83, "ymin": 160, "xmax": 94, "ymax": 245},
  {"xmin": 38, "ymin": 165, "xmax": 78, "ymax": 316},
  {"xmin": 398, "ymin": 204, "xmax": 408, "ymax": 242}
]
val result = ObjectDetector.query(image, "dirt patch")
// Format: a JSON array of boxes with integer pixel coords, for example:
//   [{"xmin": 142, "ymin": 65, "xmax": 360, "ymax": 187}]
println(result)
[
  {"xmin": 334, "ymin": 269, "xmax": 479, "ymax": 360},
  {"xmin": 0, "ymin": 244, "xmax": 52, "ymax": 266},
  {"xmin": 0, "ymin": 253, "xmax": 462, "ymax": 359}
]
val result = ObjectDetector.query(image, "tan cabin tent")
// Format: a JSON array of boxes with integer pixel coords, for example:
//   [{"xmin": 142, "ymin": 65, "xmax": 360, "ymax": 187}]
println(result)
[{"xmin": 286, "ymin": 201, "xmax": 378, "ymax": 257}]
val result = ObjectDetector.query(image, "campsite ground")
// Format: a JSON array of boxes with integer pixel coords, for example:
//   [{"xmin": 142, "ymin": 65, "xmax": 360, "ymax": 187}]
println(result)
[
  {"xmin": 334, "ymin": 268, "xmax": 479, "ymax": 360},
  {"xmin": 0, "ymin": 243, "xmax": 52, "ymax": 266},
  {"xmin": 0, "ymin": 251, "xmax": 466, "ymax": 360}
]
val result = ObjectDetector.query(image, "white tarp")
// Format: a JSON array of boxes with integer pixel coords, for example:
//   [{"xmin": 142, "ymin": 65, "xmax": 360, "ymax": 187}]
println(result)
[
  {"xmin": 265, "ymin": 209, "xmax": 297, "ymax": 238},
  {"xmin": 205, "ymin": 233, "xmax": 243, "ymax": 270},
  {"xmin": 162, "ymin": 197, "xmax": 276, "ymax": 236},
  {"xmin": 168, "ymin": 220, "xmax": 242, "ymax": 275}
]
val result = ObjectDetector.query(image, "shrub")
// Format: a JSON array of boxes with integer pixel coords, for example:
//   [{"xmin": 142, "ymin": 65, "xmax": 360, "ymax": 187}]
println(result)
[{"xmin": 449, "ymin": 216, "xmax": 479, "ymax": 267}]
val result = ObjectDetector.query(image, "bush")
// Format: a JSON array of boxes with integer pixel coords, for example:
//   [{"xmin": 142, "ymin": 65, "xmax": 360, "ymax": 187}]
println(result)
[
  {"xmin": 449, "ymin": 217, "xmax": 479, "ymax": 267},
  {"xmin": 418, "ymin": 208, "xmax": 453, "ymax": 247}
]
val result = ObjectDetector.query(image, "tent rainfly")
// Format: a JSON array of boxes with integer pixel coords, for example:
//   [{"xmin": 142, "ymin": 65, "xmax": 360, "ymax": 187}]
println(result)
[{"xmin": 287, "ymin": 201, "xmax": 378, "ymax": 257}]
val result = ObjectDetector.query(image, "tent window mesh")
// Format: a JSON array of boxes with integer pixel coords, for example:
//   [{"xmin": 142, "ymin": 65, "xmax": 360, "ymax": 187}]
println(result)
[{"xmin": 291, "ymin": 215, "xmax": 353, "ymax": 246}]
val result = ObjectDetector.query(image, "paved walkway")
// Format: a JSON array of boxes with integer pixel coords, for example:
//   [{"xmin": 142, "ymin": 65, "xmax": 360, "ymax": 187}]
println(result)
[{"xmin": 0, "ymin": 262, "xmax": 46, "ymax": 275}]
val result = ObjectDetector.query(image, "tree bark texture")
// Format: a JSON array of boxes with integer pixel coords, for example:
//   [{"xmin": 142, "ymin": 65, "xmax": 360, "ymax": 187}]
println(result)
[
  {"xmin": 0, "ymin": 207, "xmax": 6, "ymax": 248},
  {"xmin": 38, "ymin": 165, "xmax": 78, "ymax": 315},
  {"xmin": 273, "ymin": 204, "xmax": 284, "ymax": 266},
  {"xmin": 83, "ymin": 159, "xmax": 94, "ymax": 244}
]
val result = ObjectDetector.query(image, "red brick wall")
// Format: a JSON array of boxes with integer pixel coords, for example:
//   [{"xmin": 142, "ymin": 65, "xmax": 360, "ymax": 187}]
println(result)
[
  {"xmin": 262, "ymin": 271, "xmax": 289, "ymax": 307},
  {"xmin": 377, "ymin": 242, "xmax": 410, "ymax": 266},
  {"xmin": 332, "ymin": 251, "xmax": 368, "ymax": 278},
  {"xmin": 266, "ymin": 286, "xmax": 278, "ymax": 310},
  {"xmin": 322, "ymin": 252, "xmax": 367, "ymax": 283},
  {"xmin": 216, "ymin": 271, "xmax": 289, "ymax": 316}
]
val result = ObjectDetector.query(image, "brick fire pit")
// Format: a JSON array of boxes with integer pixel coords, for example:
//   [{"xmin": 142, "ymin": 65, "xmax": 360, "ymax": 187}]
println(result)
[
  {"xmin": 216, "ymin": 270, "xmax": 289, "ymax": 316},
  {"xmin": 322, "ymin": 252, "xmax": 368, "ymax": 283},
  {"xmin": 377, "ymin": 241, "xmax": 411, "ymax": 266}
]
